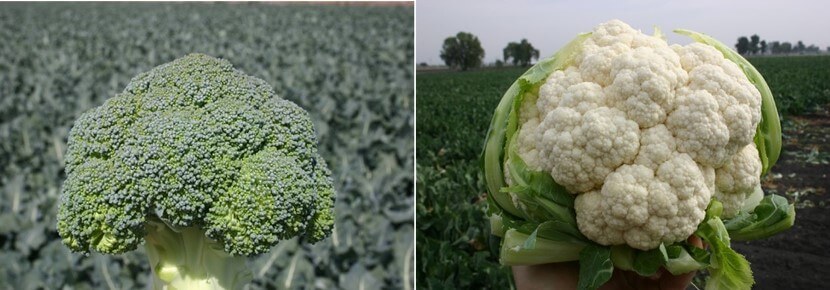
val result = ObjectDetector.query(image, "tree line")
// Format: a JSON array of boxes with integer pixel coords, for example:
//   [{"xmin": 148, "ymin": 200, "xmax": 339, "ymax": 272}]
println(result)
[
  {"xmin": 437, "ymin": 32, "xmax": 539, "ymax": 70},
  {"xmin": 432, "ymin": 31, "xmax": 830, "ymax": 70},
  {"xmin": 735, "ymin": 34, "xmax": 826, "ymax": 55}
]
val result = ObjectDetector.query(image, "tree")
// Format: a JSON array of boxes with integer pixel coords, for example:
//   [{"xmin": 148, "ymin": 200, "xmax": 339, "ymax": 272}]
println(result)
[
  {"xmin": 806, "ymin": 44, "xmax": 820, "ymax": 53},
  {"xmin": 736, "ymin": 37, "xmax": 749, "ymax": 55},
  {"xmin": 760, "ymin": 40, "xmax": 767, "ymax": 55},
  {"xmin": 781, "ymin": 42, "xmax": 792, "ymax": 54},
  {"xmin": 750, "ymin": 34, "xmax": 760, "ymax": 55},
  {"xmin": 795, "ymin": 41, "xmax": 806, "ymax": 54},
  {"xmin": 771, "ymin": 41, "xmax": 781, "ymax": 54},
  {"xmin": 503, "ymin": 39, "xmax": 540, "ymax": 66},
  {"xmin": 440, "ymin": 32, "xmax": 485, "ymax": 70}
]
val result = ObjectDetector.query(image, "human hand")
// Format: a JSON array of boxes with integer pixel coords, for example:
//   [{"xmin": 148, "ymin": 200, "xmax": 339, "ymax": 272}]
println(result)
[{"xmin": 512, "ymin": 236, "xmax": 702, "ymax": 290}]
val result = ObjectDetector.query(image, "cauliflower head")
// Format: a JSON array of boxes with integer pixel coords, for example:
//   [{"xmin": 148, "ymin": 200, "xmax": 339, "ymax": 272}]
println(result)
[
  {"xmin": 508, "ymin": 20, "xmax": 767, "ymax": 250},
  {"xmin": 484, "ymin": 20, "xmax": 791, "ymax": 290}
]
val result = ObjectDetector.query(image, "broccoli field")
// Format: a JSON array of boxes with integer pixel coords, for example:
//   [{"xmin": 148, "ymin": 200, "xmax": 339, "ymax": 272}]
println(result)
[
  {"xmin": 0, "ymin": 2, "xmax": 413, "ymax": 289},
  {"xmin": 416, "ymin": 56, "xmax": 830, "ymax": 289}
]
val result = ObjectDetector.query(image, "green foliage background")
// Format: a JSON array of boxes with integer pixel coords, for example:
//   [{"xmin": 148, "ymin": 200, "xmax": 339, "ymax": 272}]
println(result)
[
  {"xmin": 416, "ymin": 68, "xmax": 525, "ymax": 289},
  {"xmin": 0, "ymin": 3, "xmax": 413, "ymax": 289},
  {"xmin": 750, "ymin": 56, "xmax": 830, "ymax": 114}
]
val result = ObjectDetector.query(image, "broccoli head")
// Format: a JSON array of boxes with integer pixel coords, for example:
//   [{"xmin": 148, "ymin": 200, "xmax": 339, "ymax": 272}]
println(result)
[{"xmin": 57, "ymin": 53, "xmax": 335, "ymax": 289}]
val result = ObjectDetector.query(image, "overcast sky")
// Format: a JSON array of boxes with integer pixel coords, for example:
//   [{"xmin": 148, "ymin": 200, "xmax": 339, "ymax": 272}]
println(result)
[{"xmin": 416, "ymin": 0, "xmax": 830, "ymax": 65}]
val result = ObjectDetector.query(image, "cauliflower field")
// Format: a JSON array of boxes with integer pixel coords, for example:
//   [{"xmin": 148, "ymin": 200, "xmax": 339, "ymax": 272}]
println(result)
[
  {"xmin": 0, "ymin": 3, "xmax": 413, "ymax": 289},
  {"xmin": 417, "ymin": 54, "xmax": 830, "ymax": 289}
]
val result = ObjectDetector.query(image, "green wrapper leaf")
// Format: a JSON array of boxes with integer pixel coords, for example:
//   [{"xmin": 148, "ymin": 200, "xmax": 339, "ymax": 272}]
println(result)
[
  {"xmin": 696, "ymin": 203, "xmax": 754, "ymax": 290},
  {"xmin": 499, "ymin": 229, "xmax": 584, "ymax": 265},
  {"xmin": 577, "ymin": 245, "xmax": 614, "ymax": 290},
  {"xmin": 725, "ymin": 194, "xmax": 796, "ymax": 241}
]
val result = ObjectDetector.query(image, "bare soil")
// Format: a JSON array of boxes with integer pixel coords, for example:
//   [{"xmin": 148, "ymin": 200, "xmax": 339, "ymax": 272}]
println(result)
[{"xmin": 732, "ymin": 109, "xmax": 830, "ymax": 289}]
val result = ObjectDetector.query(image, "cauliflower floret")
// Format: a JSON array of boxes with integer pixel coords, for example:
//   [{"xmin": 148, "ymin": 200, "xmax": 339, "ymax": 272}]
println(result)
[
  {"xmin": 559, "ymin": 82, "xmax": 608, "ymax": 113},
  {"xmin": 701, "ymin": 165, "xmax": 717, "ymax": 198},
  {"xmin": 574, "ymin": 190, "xmax": 624, "ymax": 246},
  {"xmin": 578, "ymin": 42, "xmax": 631, "ymax": 87},
  {"xmin": 634, "ymin": 125, "xmax": 676, "ymax": 168},
  {"xmin": 673, "ymin": 44, "xmax": 762, "ymax": 165},
  {"xmin": 688, "ymin": 64, "xmax": 760, "ymax": 151},
  {"xmin": 672, "ymin": 43, "xmax": 726, "ymax": 71},
  {"xmin": 512, "ymin": 20, "xmax": 765, "ymax": 249},
  {"xmin": 538, "ymin": 105, "xmax": 640, "ymax": 193},
  {"xmin": 575, "ymin": 154, "xmax": 710, "ymax": 250},
  {"xmin": 667, "ymin": 89, "xmax": 731, "ymax": 166},
  {"xmin": 516, "ymin": 96, "xmax": 544, "ymax": 171},
  {"xmin": 586, "ymin": 19, "xmax": 640, "ymax": 47},
  {"xmin": 605, "ymin": 46, "xmax": 687, "ymax": 128},
  {"xmin": 715, "ymin": 144, "xmax": 762, "ymax": 218},
  {"xmin": 538, "ymin": 67, "xmax": 583, "ymax": 113},
  {"xmin": 575, "ymin": 21, "xmax": 637, "ymax": 87}
]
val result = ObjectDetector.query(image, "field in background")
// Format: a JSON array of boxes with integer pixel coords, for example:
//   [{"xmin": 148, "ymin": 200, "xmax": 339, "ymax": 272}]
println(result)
[
  {"xmin": 416, "ymin": 56, "xmax": 830, "ymax": 289},
  {"xmin": 0, "ymin": 3, "xmax": 413, "ymax": 289},
  {"xmin": 416, "ymin": 68, "xmax": 524, "ymax": 288}
]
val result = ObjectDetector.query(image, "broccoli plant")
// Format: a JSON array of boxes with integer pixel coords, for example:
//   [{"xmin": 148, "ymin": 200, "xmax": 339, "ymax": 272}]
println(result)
[{"xmin": 57, "ymin": 53, "xmax": 335, "ymax": 290}]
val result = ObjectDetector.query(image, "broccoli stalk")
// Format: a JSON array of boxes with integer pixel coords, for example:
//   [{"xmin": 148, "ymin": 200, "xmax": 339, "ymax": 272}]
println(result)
[
  {"xmin": 145, "ymin": 218, "xmax": 252, "ymax": 290},
  {"xmin": 57, "ymin": 53, "xmax": 336, "ymax": 290}
]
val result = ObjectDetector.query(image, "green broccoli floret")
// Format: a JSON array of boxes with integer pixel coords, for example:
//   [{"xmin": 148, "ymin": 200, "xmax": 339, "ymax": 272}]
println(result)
[{"xmin": 56, "ymin": 53, "xmax": 336, "ymax": 290}]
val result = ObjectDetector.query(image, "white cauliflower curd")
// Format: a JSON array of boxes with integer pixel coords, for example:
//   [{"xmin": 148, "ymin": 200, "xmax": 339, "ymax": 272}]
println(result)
[
  {"xmin": 513, "ymin": 20, "xmax": 763, "ymax": 250},
  {"xmin": 484, "ymin": 19, "xmax": 791, "ymax": 289}
]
